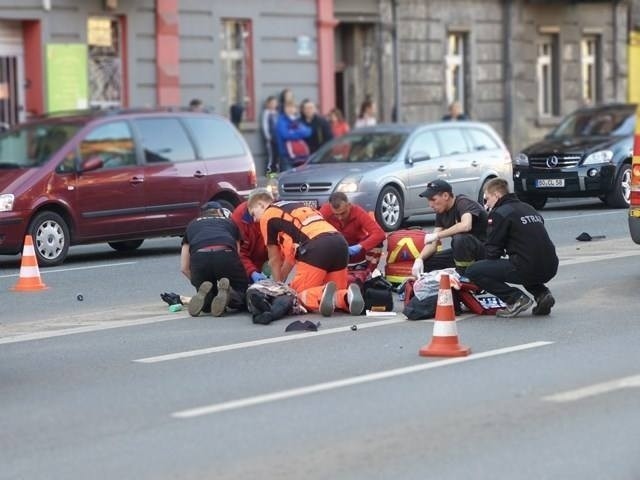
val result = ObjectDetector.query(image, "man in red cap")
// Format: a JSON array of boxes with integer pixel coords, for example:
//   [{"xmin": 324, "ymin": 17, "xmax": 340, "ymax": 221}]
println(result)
[
  {"xmin": 411, "ymin": 179, "xmax": 487, "ymax": 277},
  {"xmin": 319, "ymin": 191, "xmax": 386, "ymax": 270}
]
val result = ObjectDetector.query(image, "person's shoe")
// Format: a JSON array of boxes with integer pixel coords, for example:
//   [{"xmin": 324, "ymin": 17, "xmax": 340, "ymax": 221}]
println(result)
[
  {"xmin": 496, "ymin": 294, "xmax": 533, "ymax": 318},
  {"xmin": 347, "ymin": 284, "xmax": 365, "ymax": 315},
  {"xmin": 319, "ymin": 281, "xmax": 336, "ymax": 317},
  {"xmin": 210, "ymin": 278, "xmax": 231, "ymax": 317},
  {"xmin": 188, "ymin": 281, "xmax": 213, "ymax": 317},
  {"xmin": 532, "ymin": 291, "xmax": 555, "ymax": 316}
]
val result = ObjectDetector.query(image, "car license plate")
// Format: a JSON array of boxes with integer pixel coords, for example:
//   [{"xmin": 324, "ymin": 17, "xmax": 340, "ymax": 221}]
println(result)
[
  {"xmin": 535, "ymin": 179, "xmax": 565, "ymax": 188},
  {"xmin": 291, "ymin": 199, "xmax": 318, "ymax": 208}
]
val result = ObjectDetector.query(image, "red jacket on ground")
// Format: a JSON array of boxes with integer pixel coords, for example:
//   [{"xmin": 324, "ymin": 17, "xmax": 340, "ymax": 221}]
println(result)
[
  {"xmin": 319, "ymin": 202, "xmax": 386, "ymax": 262},
  {"xmin": 231, "ymin": 201, "xmax": 268, "ymax": 279}
]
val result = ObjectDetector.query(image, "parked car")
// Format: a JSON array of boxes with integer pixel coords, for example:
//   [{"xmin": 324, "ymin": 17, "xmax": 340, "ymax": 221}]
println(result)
[
  {"xmin": 513, "ymin": 103, "xmax": 636, "ymax": 210},
  {"xmin": 276, "ymin": 122, "xmax": 513, "ymax": 231},
  {"xmin": 0, "ymin": 108, "xmax": 257, "ymax": 266}
]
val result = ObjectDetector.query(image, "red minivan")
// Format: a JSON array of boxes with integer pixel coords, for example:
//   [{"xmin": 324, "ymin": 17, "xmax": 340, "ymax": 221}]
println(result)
[{"xmin": 0, "ymin": 109, "xmax": 257, "ymax": 266}]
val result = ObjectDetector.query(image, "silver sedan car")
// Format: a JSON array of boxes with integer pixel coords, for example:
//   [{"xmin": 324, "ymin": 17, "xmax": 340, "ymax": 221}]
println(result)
[{"xmin": 276, "ymin": 122, "xmax": 513, "ymax": 231}]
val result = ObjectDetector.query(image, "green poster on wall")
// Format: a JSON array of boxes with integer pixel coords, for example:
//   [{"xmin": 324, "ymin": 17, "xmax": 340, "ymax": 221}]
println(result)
[{"xmin": 46, "ymin": 44, "xmax": 88, "ymax": 112}]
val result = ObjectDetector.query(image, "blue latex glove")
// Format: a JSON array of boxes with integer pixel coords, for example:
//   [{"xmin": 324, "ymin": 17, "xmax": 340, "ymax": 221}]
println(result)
[
  {"xmin": 348, "ymin": 244, "xmax": 363, "ymax": 256},
  {"xmin": 251, "ymin": 271, "xmax": 267, "ymax": 283}
]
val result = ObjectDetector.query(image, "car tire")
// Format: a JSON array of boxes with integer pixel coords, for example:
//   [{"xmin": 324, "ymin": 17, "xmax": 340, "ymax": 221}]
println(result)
[
  {"xmin": 28, "ymin": 211, "xmax": 70, "ymax": 267},
  {"xmin": 477, "ymin": 178, "xmax": 493, "ymax": 205},
  {"xmin": 518, "ymin": 193, "xmax": 547, "ymax": 210},
  {"xmin": 215, "ymin": 199, "xmax": 236, "ymax": 217},
  {"xmin": 108, "ymin": 240, "xmax": 144, "ymax": 252},
  {"xmin": 604, "ymin": 163, "xmax": 631, "ymax": 208},
  {"xmin": 375, "ymin": 185, "xmax": 404, "ymax": 232}
]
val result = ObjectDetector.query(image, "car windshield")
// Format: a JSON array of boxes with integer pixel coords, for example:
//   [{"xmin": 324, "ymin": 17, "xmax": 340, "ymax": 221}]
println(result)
[
  {"xmin": 549, "ymin": 108, "xmax": 636, "ymax": 138},
  {"xmin": 0, "ymin": 123, "xmax": 81, "ymax": 169},
  {"xmin": 309, "ymin": 131, "xmax": 407, "ymax": 164}
]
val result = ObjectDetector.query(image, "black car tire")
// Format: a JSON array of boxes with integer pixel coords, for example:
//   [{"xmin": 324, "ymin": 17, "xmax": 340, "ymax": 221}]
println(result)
[
  {"xmin": 604, "ymin": 163, "xmax": 631, "ymax": 208},
  {"xmin": 214, "ymin": 199, "xmax": 236, "ymax": 217},
  {"xmin": 477, "ymin": 178, "xmax": 493, "ymax": 205},
  {"xmin": 518, "ymin": 193, "xmax": 547, "ymax": 210},
  {"xmin": 28, "ymin": 211, "xmax": 70, "ymax": 267},
  {"xmin": 108, "ymin": 240, "xmax": 144, "ymax": 252},
  {"xmin": 375, "ymin": 185, "xmax": 404, "ymax": 232}
]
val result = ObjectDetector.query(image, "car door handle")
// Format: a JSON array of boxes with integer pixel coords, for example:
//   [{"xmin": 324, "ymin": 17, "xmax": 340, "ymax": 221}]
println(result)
[
  {"xmin": 129, "ymin": 176, "xmax": 144, "ymax": 185},
  {"xmin": 193, "ymin": 170, "xmax": 205, "ymax": 178},
  {"xmin": 437, "ymin": 165, "xmax": 446, "ymax": 172},
  {"xmin": 470, "ymin": 160, "xmax": 479, "ymax": 167}
]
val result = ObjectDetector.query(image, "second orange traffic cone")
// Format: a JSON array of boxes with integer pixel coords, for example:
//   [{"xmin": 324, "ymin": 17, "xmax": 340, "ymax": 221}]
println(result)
[
  {"xmin": 11, "ymin": 235, "xmax": 48, "ymax": 292},
  {"xmin": 419, "ymin": 273, "xmax": 469, "ymax": 357}
]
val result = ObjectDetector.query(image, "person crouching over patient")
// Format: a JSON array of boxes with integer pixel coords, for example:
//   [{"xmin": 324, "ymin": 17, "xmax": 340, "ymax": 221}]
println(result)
[
  {"xmin": 180, "ymin": 201, "xmax": 248, "ymax": 317},
  {"xmin": 247, "ymin": 190, "xmax": 364, "ymax": 317},
  {"xmin": 319, "ymin": 192, "xmax": 386, "ymax": 272}
]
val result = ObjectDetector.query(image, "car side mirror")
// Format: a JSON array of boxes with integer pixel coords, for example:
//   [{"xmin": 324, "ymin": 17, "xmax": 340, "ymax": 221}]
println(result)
[
  {"xmin": 81, "ymin": 156, "xmax": 103, "ymax": 172},
  {"xmin": 408, "ymin": 151, "xmax": 431, "ymax": 163}
]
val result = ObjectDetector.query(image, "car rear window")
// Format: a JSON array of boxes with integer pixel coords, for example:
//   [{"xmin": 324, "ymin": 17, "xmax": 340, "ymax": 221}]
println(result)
[
  {"xmin": 133, "ymin": 117, "xmax": 196, "ymax": 163},
  {"xmin": 467, "ymin": 128, "xmax": 499, "ymax": 151},
  {"xmin": 435, "ymin": 128, "xmax": 470, "ymax": 155},
  {"xmin": 183, "ymin": 116, "xmax": 246, "ymax": 159}
]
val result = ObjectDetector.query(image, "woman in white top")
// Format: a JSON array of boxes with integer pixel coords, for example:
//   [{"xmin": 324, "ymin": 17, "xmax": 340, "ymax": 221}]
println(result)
[{"xmin": 354, "ymin": 99, "xmax": 377, "ymax": 128}]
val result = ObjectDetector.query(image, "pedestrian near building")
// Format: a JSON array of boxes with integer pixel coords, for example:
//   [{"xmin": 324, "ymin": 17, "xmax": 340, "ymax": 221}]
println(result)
[
  {"xmin": 180, "ymin": 201, "xmax": 248, "ymax": 317},
  {"xmin": 247, "ymin": 191, "xmax": 364, "ymax": 317},
  {"xmin": 442, "ymin": 101, "xmax": 469, "ymax": 121},
  {"xmin": 466, "ymin": 178, "xmax": 558, "ymax": 318},
  {"xmin": 275, "ymin": 100, "xmax": 312, "ymax": 172},
  {"xmin": 328, "ymin": 108, "xmax": 350, "ymax": 138},
  {"xmin": 230, "ymin": 194, "xmax": 270, "ymax": 283},
  {"xmin": 261, "ymin": 96, "xmax": 279, "ymax": 175},
  {"xmin": 411, "ymin": 179, "xmax": 487, "ymax": 277},
  {"xmin": 300, "ymin": 99, "xmax": 333, "ymax": 154},
  {"xmin": 189, "ymin": 98, "xmax": 204, "ymax": 111},
  {"xmin": 319, "ymin": 192, "xmax": 385, "ymax": 268},
  {"xmin": 354, "ymin": 99, "xmax": 377, "ymax": 128}
]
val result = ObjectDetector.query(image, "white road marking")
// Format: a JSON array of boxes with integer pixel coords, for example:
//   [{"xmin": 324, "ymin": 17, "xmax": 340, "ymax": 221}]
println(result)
[
  {"xmin": 134, "ymin": 318, "xmax": 410, "ymax": 363},
  {"xmin": 172, "ymin": 341, "xmax": 554, "ymax": 418},
  {"xmin": 0, "ymin": 261, "xmax": 137, "ymax": 278},
  {"xmin": 545, "ymin": 211, "xmax": 622, "ymax": 222},
  {"xmin": 543, "ymin": 374, "xmax": 640, "ymax": 403},
  {"xmin": 0, "ymin": 314, "xmax": 184, "ymax": 345},
  {"xmin": 559, "ymin": 250, "xmax": 640, "ymax": 266}
]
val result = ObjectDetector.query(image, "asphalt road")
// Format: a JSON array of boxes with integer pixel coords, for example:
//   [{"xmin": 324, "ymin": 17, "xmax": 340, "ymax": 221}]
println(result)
[{"xmin": 1, "ymin": 198, "xmax": 640, "ymax": 479}]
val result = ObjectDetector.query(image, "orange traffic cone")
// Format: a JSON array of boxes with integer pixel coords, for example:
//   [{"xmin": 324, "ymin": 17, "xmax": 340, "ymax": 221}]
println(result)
[
  {"xmin": 419, "ymin": 273, "xmax": 469, "ymax": 357},
  {"xmin": 11, "ymin": 235, "xmax": 48, "ymax": 292}
]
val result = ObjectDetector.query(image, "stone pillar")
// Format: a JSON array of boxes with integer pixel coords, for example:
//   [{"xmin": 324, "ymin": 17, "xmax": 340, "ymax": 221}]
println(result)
[{"xmin": 156, "ymin": 0, "xmax": 180, "ymax": 106}]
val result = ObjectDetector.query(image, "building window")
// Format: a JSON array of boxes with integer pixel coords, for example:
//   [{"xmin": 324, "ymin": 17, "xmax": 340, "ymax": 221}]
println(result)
[
  {"xmin": 87, "ymin": 17, "xmax": 123, "ymax": 108},
  {"xmin": 536, "ymin": 34, "xmax": 559, "ymax": 117},
  {"xmin": 445, "ymin": 32, "xmax": 467, "ymax": 107},
  {"xmin": 581, "ymin": 35, "xmax": 601, "ymax": 105},
  {"xmin": 220, "ymin": 19, "xmax": 254, "ymax": 123}
]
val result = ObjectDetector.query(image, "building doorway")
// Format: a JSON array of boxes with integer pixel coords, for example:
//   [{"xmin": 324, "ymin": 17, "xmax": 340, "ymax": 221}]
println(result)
[{"xmin": 0, "ymin": 20, "xmax": 25, "ymax": 128}]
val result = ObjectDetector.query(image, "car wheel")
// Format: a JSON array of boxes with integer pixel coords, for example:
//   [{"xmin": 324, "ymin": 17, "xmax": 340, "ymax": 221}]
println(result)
[
  {"xmin": 214, "ymin": 199, "xmax": 236, "ymax": 217},
  {"xmin": 108, "ymin": 240, "xmax": 144, "ymax": 252},
  {"xmin": 604, "ymin": 163, "xmax": 631, "ymax": 208},
  {"xmin": 375, "ymin": 186, "xmax": 404, "ymax": 232},
  {"xmin": 519, "ymin": 193, "xmax": 547, "ymax": 210},
  {"xmin": 477, "ymin": 178, "xmax": 493, "ymax": 205},
  {"xmin": 28, "ymin": 211, "xmax": 70, "ymax": 267}
]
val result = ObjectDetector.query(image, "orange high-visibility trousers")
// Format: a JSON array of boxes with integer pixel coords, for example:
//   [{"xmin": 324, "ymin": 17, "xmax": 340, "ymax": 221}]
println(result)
[{"xmin": 293, "ymin": 261, "xmax": 350, "ymax": 312}]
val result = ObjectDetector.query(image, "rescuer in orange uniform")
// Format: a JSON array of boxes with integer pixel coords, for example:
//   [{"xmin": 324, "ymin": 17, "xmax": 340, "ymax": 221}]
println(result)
[
  {"xmin": 247, "ymin": 190, "xmax": 364, "ymax": 316},
  {"xmin": 319, "ymin": 192, "xmax": 386, "ymax": 268}
]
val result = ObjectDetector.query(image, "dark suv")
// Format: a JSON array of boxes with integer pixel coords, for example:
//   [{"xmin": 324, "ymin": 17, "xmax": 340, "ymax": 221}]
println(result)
[
  {"xmin": 0, "ymin": 108, "xmax": 257, "ymax": 266},
  {"xmin": 513, "ymin": 103, "xmax": 636, "ymax": 209}
]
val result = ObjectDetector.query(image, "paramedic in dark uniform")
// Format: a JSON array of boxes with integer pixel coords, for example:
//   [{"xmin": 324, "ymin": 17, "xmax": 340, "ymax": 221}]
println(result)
[
  {"xmin": 411, "ymin": 179, "xmax": 487, "ymax": 277},
  {"xmin": 247, "ymin": 190, "xmax": 364, "ymax": 317},
  {"xmin": 180, "ymin": 201, "xmax": 248, "ymax": 317},
  {"xmin": 466, "ymin": 178, "xmax": 558, "ymax": 318}
]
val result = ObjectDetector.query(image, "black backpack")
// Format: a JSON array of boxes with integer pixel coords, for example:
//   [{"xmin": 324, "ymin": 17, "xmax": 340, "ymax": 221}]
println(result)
[{"xmin": 362, "ymin": 277, "xmax": 394, "ymax": 312}]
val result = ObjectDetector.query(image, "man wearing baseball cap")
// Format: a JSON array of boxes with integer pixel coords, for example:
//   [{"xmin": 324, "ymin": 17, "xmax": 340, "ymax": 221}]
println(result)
[{"xmin": 411, "ymin": 179, "xmax": 487, "ymax": 277}]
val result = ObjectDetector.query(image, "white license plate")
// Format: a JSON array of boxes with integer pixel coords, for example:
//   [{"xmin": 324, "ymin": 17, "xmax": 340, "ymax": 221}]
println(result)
[
  {"xmin": 535, "ymin": 179, "xmax": 565, "ymax": 188},
  {"xmin": 291, "ymin": 199, "xmax": 318, "ymax": 208}
]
